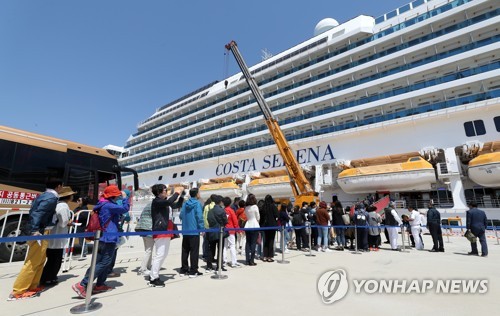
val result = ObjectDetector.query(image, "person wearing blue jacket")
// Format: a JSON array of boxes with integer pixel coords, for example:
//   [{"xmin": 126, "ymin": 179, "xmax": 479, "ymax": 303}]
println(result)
[
  {"xmin": 9, "ymin": 178, "xmax": 63, "ymax": 301},
  {"xmin": 466, "ymin": 201, "xmax": 488, "ymax": 257},
  {"xmin": 179, "ymin": 188, "xmax": 204, "ymax": 277},
  {"xmin": 72, "ymin": 185, "xmax": 129, "ymax": 299}
]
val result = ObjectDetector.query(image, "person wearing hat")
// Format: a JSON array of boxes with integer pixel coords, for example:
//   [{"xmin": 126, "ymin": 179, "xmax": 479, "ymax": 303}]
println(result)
[
  {"xmin": 9, "ymin": 178, "xmax": 63, "ymax": 301},
  {"xmin": 408, "ymin": 207, "xmax": 424, "ymax": 250},
  {"xmin": 40, "ymin": 186, "xmax": 76, "ymax": 286},
  {"xmin": 179, "ymin": 188, "xmax": 204, "ymax": 277},
  {"xmin": 72, "ymin": 185, "xmax": 130, "ymax": 298}
]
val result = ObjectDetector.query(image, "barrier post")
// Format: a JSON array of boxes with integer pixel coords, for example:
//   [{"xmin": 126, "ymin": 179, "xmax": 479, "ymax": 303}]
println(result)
[
  {"xmin": 211, "ymin": 227, "xmax": 228, "ymax": 280},
  {"xmin": 305, "ymin": 222, "xmax": 315, "ymax": 257},
  {"xmin": 491, "ymin": 220, "xmax": 499, "ymax": 245},
  {"xmin": 400, "ymin": 225, "xmax": 409, "ymax": 253},
  {"xmin": 445, "ymin": 225, "xmax": 450, "ymax": 243},
  {"xmin": 70, "ymin": 230, "xmax": 103, "ymax": 314},
  {"xmin": 352, "ymin": 222, "xmax": 361, "ymax": 255},
  {"xmin": 9, "ymin": 212, "xmax": 25, "ymax": 263},
  {"xmin": 277, "ymin": 226, "xmax": 289, "ymax": 264}
]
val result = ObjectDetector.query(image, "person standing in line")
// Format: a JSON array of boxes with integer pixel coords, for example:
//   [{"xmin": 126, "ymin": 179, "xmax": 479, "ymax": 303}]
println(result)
[
  {"xmin": 408, "ymin": 207, "xmax": 424, "ymax": 250},
  {"xmin": 235, "ymin": 200, "xmax": 247, "ymax": 255},
  {"xmin": 40, "ymin": 186, "xmax": 75, "ymax": 286},
  {"xmin": 426, "ymin": 202, "xmax": 444, "ymax": 252},
  {"xmin": 367, "ymin": 206, "xmax": 381, "ymax": 251},
  {"xmin": 147, "ymin": 184, "xmax": 184, "ymax": 287},
  {"xmin": 466, "ymin": 201, "xmax": 488, "ymax": 257},
  {"xmin": 202, "ymin": 196, "xmax": 215, "ymax": 261},
  {"xmin": 278, "ymin": 203, "xmax": 291, "ymax": 253},
  {"xmin": 291, "ymin": 205, "xmax": 306, "ymax": 251},
  {"xmin": 353, "ymin": 203, "xmax": 369, "ymax": 251},
  {"xmin": 72, "ymin": 185, "xmax": 129, "ymax": 298},
  {"xmin": 222, "ymin": 196, "xmax": 240, "ymax": 268},
  {"xmin": 244, "ymin": 194, "xmax": 260, "ymax": 266},
  {"xmin": 384, "ymin": 202, "xmax": 402, "ymax": 251},
  {"xmin": 331, "ymin": 201, "xmax": 346, "ymax": 251},
  {"xmin": 9, "ymin": 178, "xmax": 63, "ymax": 301},
  {"xmin": 260, "ymin": 195, "xmax": 279, "ymax": 262},
  {"xmin": 206, "ymin": 195, "xmax": 228, "ymax": 271},
  {"xmin": 134, "ymin": 202, "xmax": 153, "ymax": 276},
  {"xmin": 316, "ymin": 201, "xmax": 331, "ymax": 252},
  {"xmin": 179, "ymin": 188, "xmax": 204, "ymax": 277},
  {"xmin": 74, "ymin": 196, "xmax": 90, "ymax": 258}
]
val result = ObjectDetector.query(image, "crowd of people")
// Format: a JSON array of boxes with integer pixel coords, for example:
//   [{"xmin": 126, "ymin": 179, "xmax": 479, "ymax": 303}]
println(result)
[{"xmin": 6, "ymin": 180, "xmax": 490, "ymax": 301}]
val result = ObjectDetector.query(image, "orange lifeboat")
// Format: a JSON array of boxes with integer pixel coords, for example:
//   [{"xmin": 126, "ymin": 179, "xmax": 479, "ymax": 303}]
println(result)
[{"xmin": 337, "ymin": 157, "xmax": 435, "ymax": 194}]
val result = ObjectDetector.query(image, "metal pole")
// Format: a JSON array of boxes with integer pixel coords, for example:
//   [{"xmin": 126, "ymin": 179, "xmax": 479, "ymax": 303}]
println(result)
[
  {"xmin": 305, "ymin": 222, "xmax": 315, "ymax": 257},
  {"xmin": 445, "ymin": 225, "xmax": 450, "ymax": 243},
  {"xmin": 352, "ymin": 222, "xmax": 361, "ymax": 254},
  {"xmin": 277, "ymin": 226, "xmax": 289, "ymax": 264},
  {"xmin": 211, "ymin": 227, "xmax": 228, "ymax": 280},
  {"xmin": 70, "ymin": 230, "xmax": 103, "ymax": 314},
  {"xmin": 492, "ymin": 220, "xmax": 499, "ymax": 245},
  {"xmin": 9, "ymin": 212, "xmax": 24, "ymax": 263}
]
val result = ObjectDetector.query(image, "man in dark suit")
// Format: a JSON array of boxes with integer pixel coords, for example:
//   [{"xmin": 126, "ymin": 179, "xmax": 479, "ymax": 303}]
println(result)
[{"xmin": 466, "ymin": 201, "xmax": 488, "ymax": 257}]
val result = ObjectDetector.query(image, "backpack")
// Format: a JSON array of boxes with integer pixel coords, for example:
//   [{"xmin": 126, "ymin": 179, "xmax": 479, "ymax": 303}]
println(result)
[
  {"xmin": 292, "ymin": 213, "xmax": 304, "ymax": 226},
  {"xmin": 85, "ymin": 211, "xmax": 112, "ymax": 241}
]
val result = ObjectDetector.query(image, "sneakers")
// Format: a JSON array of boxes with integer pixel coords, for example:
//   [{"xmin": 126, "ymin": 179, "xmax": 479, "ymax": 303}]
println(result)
[
  {"xmin": 189, "ymin": 271, "xmax": 204, "ymax": 278},
  {"xmin": 72, "ymin": 283, "xmax": 87, "ymax": 299},
  {"xmin": 7, "ymin": 291, "xmax": 38, "ymax": 301},
  {"xmin": 229, "ymin": 262, "xmax": 242, "ymax": 268},
  {"xmin": 137, "ymin": 269, "xmax": 150, "ymax": 276},
  {"xmin": 179, "ymin": 270, "xmax": 188, "ymax": 277},
  {"xmin": 92, "ymin": 284, "xmax": 113, "ymax": 294},
  {"xmin": 324, "ymin": 248, "xmax": 332, "ymax": 252},
  {"xmin": 148, "ymin": 278, "xmax": 165, "ymax": 288},
  {"xmin": 108, "ymin": 272, "xmax": 120, "ymax": 278}
]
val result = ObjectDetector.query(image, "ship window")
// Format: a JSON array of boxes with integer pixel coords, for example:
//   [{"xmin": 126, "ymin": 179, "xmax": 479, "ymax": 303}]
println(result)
[
  {"xmin": 158, "ymin": 176, "xmax": 163, "ymax": 181},
  {"xmin": 409, "ymin": 157, "xmax": 421, "ymax": 162},
  {"xmin": 464, "ymin": 120, "xmax": 486, "ymax": 137},
  {"xmin": 180, "ymin": 171, "xmax": 186, "ymax": 177},
  {"xmin": 189, "ymin": 170, "xmax": 194, "ymax": 176},
  {"xmin": 173, "ymin": 173, "xmax": 178, "ymax": 179},
  {"xmin": 494, "ymin": 116, "xmax": 500, "ymax": 132}
]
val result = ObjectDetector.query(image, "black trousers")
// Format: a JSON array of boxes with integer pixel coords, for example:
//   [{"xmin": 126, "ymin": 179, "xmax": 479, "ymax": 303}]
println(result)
[
  {"xmin": 207, "ymin": 238, "xmax": 221, "ymax": 269},
  {"xmin": 368, "ymin": 234, "xmax": 380, "ymax": 248},
  {"xmin": 471, "ymin": 230, "xmax": 488, "ymax": 255},
  {"xmin": 263, "ymin": 230, "xmax": 276, "ymax": 258},
  {"xmin": 245, "ymin": 230, "xmax": 258, "ymax": 263},
  {"xmin": 428, "ymin": 222, "xmax": 444, "ymax": 251},
  {"xmin": 181, "ymin": 235, "xmax": 200, "ymax": 273},
  {"xmin": 41, "ymin": 248, "xmax": 64, "ymax": 284},
  {"xmin": 294, "ymin": 228, "xmax": 309, "ymax": 249},
  {"xmin": 356, "ymin": 228, "xmax": 368, "ymax": 250}
]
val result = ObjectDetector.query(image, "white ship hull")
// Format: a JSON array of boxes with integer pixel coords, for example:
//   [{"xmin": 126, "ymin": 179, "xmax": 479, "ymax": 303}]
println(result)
[{"xmin": 119, "ymin": 0, "xmax": 500, "ymax": 218}]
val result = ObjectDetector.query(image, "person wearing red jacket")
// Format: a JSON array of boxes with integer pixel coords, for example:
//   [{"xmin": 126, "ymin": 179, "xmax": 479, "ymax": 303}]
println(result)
[{"xmin": 223, "ymin": 197, "xmax": 240, "ymax": 268}]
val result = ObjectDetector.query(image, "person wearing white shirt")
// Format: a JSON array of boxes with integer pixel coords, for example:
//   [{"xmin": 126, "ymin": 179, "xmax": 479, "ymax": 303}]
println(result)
[
  {"xmin": 244, "ymin": 194, "xmax": 260, "ymax": 266},
  {"xmin": 384, "ymin": 202, "xmax": 402, "ymax": 250},
  {"xmin": 40, "ymin": 186, "xmax": 75, "ymax": 286},
  {"xmin": 408, "ymin": 207, "xmax": 423, "ymax": 250}
]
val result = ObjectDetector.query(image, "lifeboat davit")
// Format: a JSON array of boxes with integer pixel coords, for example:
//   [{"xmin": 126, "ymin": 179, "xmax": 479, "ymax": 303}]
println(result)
[
  {"xmin": 468, "ymin": 152, "xmax": 500, "ymax": 187},
  {"xmin": 337, "ymin": 157, "xmax": 435, "ymax": 194},
  {"xmin": 247, "ymin": 175, "xmax": 293, "ymax": 199},
  {"xmin": 198, "ymin": 182, "xmax": 242, "ymax": 200}
]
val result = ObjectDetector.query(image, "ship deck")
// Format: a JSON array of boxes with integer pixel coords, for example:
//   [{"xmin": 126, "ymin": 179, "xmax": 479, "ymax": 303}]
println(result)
[{"xmin": 0, "ymin": 233, "xmax": 498, "ymax": 315}]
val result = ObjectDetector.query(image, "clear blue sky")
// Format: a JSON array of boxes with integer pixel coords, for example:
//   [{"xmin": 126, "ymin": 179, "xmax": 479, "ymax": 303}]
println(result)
[{"xmin": 1, "ymin": 0, "xmax": 408, "ymax": 148}]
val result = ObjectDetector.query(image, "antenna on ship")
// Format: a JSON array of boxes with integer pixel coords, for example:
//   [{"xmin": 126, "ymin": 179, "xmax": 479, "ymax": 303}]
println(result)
[{"xmin": 261, "ymin": 48, "xmax": 273, "ymax": 61}]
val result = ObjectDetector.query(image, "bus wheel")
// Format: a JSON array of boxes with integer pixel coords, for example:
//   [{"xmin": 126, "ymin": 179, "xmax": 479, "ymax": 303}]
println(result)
[{"xmin": 0, "ymin": 221, "xmax": 29, "ymax": 262}]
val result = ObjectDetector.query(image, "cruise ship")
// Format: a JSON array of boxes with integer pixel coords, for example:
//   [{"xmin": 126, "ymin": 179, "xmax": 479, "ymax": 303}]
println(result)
[{"xmin": 120, "ymin": 0, "xmax": 500, "ymax": 219}]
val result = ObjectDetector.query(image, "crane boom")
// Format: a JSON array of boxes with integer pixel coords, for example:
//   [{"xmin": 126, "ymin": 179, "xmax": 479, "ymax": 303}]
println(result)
[{"xmin": 225, "ymin": 41, "xmax": 317, "ymax": 204}]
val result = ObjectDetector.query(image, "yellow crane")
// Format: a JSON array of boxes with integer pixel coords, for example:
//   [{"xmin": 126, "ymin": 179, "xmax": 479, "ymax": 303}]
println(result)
[{"xmin": 225, "ymin": 41, "xmax": 318, "ymax": 206}]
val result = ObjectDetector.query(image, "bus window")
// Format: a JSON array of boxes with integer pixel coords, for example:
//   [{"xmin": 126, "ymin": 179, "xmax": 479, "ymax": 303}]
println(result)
[
  {"xmin": 10, "ymin": 142, "xmax": 65, "ymax": 191},
  {"xmin": 67, "ymin": 167, "xmax": 96, "ymax": 201},
  {"xmin": 97, "ymin": 171, "xmax": 118, "ymax": 198}
]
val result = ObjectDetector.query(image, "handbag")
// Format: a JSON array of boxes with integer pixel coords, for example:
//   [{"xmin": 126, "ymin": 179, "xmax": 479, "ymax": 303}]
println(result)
[
  {"xmin": 464, "ymin": 229, "xmax": 476, "ymax": 242},
  {"xmin": 169, "ymin": 220, "xmax": 180, "ymax": 240}
]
